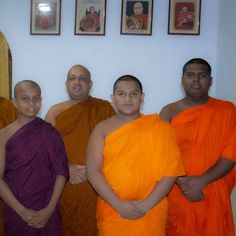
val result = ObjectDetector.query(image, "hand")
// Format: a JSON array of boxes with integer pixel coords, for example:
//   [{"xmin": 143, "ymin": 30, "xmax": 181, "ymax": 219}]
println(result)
[
  {"xmin": 131, "ymin": 200, "xmax": 149, "ymax": 215},
  {"xmin": 116, "ymin": 200, "xmax": 144, "ymax": 220},
  {"xmin": 19, "ymin": 208, "xmax": 37, "ymax": 225},
  {"xmin": 179, "ymin": 176, "xmax": 207, "ymax": 193},
  {"xmin": 177, "ymin": 176, "xmax": 206, "ymax": 202},
  {"xmin": 28, "ymin": 208, "xmax": 52, "ymax": 229},
  {"xmin": 69, "ymin": 164, "xmax": 87, "ymax": 184},
  {"xmin": 184, "ymin": 191, "xmax": 205, "ymax": 202}
]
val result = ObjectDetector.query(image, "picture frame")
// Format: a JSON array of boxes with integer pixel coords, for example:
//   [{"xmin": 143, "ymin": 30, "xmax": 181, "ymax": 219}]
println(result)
[
  {"xmin": 75, "ymin": 0, "xmax": 106, "ymax": 36},
  {"xmin": 120, "ymin": 0, "xmax": 153, "ymax": 35},
  {"xmin": 30, "ymin": 0, "xmax": 61, "ymax": 35},
  {"xmin": 168, "ymin": 0, "xmax": 201, "ymax": 35}
]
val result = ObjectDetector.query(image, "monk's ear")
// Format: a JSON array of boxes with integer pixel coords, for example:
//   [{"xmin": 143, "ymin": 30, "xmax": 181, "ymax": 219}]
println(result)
[
  {"xmin": 209, "ymin": 77, "xmax": 213, "ymax": 86},
  {"xmin": 111, "ymin": 94, "xmax": 115, "ymax": 103},
  {"xmin": 141, "ymin": 92, "xmax": 145, "ymax": 100},
  {"xmin": 111, "ymin": 94, "xmax": 116, "ymax": 108},
  {"xmin": 12, "ymin": 98, "xmax": 18, "ymax": 109},
  {"xmin": 181, "ymin": 76, "xmax": 184, "ymax": 85},
  {"xmin": 89, "ymin": 80, "xmax": 93, "ymax": 89},
  {"xmin": 65, "ymin": 80, "xmax": 69, "ymax": 88},
  {"xmin": 141, "ymin": 93, "xmax": 145, "ymax": 105}
]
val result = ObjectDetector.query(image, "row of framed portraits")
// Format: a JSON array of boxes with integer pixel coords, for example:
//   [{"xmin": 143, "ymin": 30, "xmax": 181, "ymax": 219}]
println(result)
[{"xmin": 30, "ymin": 0, "xmax": 201, "ymax": 36}]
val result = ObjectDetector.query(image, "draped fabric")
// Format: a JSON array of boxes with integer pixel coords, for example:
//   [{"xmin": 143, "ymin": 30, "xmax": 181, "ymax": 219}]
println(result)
[
  {"xmin": 0, "ymin": 32, "xmax": 11, "ymax": 99},
  {"xmin": 55, "ymin": 97, "xmax": 116, "ymax": 236},
  {"xmin": 167, "ymin": 97, "xmax": 236, "ymax": 236},
  {"xmin": 0, "ymin": 97, "xmax": 17, "ymax": 235},
  {"xmin": 97, "ymin": 114, "xmax": 184, "ymax": 236},
  {"xmin": 3, "ymin": 118, "xmax": 69, "ymax": 236}
]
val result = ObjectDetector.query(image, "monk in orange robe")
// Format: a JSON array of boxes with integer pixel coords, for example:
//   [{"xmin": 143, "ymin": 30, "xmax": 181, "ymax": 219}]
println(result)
[
  {"xmin": 160, "ymin": 58, "xmax": 236, "ymax": 236},
  {"xmin": 0, "ymin": 97, "xmax": 17, "ymax": 235},
  {"xmin": 87, "ymin": 75, "xmax": 184, "ymax": 236},
  {"xmin": 45, "ymin": 64, "xmax": 116, "ymax": 235}
]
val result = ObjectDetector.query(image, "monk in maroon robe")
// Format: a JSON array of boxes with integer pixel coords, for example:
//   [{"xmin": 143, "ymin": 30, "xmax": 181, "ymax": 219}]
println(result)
[{"xmin": 0, "ymin": 80, "xmax": 69, "ymax": 236}]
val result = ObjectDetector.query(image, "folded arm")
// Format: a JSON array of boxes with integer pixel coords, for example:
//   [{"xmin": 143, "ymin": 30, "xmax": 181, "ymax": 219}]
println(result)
[
  {"xmin": 133, "ymin": 176, "xmax": 177, "ymax": 214},
  {"xmin": 29, "ymin": 175, "xmax": 67, "ymax": 228},
  {"xmin": 179, "ymin": 157, "xmax": 235, "ymax": 202}
]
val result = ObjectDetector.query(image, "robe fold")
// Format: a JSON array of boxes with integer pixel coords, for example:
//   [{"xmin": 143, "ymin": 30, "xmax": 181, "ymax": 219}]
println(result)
[
  {"xmin": 3, "ymin": 118, "xmax": 69, "ymax": 236},
  {"xmin": 97, "ymin": 114, "xmax": 184, "ymax": 236},
  {"xmin": 55, "ymin": 97, "xmax": 116, "ymax": 236},
  {"xmin": 167, "ymin": 97, "xmax": 236, "ymax": 236}
]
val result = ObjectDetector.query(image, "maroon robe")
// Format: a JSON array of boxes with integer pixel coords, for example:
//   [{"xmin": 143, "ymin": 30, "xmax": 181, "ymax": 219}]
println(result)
[{"xmin": 3, "ymin": 118, "xmax": 69, "ymax": 236}]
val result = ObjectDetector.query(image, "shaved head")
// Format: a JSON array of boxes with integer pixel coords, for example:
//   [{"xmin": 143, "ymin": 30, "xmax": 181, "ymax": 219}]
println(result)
[
  {"xmin": 67, "ymin": 64, "xmax": 91, "ymax": 81},
  {"xmin": 14, "ymin": 80, "xmax": 41, "ymax": 98}
]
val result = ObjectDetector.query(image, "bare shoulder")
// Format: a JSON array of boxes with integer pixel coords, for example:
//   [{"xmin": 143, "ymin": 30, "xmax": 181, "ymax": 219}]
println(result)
[
  {"xmin": 94, "ymin": 115, "xmax": 121, "ymax": 138},
  {"xmin": 47, "ymin": 100, "xmax": 70, "ymax": 115},
  {"xmin": 92, "ymin": 116, "xmax": 117, "ymax": 137},
  {"xmin": 45, "ymin": 100, "xmax": 71, "ymax": 124},
  {"xmin": 0, "ymin": 121, "xmax": 19, "ymax": 147},
  {"xmin": 160, "ymin": 100, "xmax": 183, "ymax": 122}
]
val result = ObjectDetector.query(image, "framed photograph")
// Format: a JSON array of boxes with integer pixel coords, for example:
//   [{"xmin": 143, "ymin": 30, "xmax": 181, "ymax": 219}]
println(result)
[
  {"xmin": 168, "ymin": 0, "xmax": 201, "ymax": 35},
  {"xmin": 121, "ymin": 0, "xmax": 153, "ymax": 35},
  {"xmin": 75, "ymin": 0, "xmax": 106, "ymax": 35},
  {"xmin": 30, "ymin": 0, "xmax": 61, "ymax": 35}
]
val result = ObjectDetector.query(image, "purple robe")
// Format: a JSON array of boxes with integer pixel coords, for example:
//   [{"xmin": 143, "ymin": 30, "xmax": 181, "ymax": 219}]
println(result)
[{"xmin": 3, "ymin": 118, "xmax": 69, "ymax": 236}]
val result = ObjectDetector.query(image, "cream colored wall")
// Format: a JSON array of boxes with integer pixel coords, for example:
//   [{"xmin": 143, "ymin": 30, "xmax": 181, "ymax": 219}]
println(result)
[{"xmin": 0, "ymin": 0, "xmax": 220, "ymax": 117}]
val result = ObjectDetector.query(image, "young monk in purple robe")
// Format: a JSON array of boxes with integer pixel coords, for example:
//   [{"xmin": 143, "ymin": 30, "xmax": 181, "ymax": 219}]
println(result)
[{"xmin": 0, "ymin": 80, "xmax": 69, "ymax": 236}]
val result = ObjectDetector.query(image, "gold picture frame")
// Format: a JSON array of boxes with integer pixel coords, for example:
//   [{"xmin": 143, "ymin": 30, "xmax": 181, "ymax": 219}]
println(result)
[
  {"xmin": 168, "ymin": 0, "xmax": 201, "ymax": 35},
  {"xmin": 75, "ymin": 0, "xmax": 106, "ymax": 35},
  {"xmin": 120, "ymin": 0, "xmax": 153, "ymax": 35},
  {"xmin": 30, "ymin": 0, "xmax": 61, "ymax": 35}
]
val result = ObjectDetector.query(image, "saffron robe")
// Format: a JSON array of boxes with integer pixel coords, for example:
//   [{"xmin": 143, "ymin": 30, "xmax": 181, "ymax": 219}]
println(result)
[
  {"xmin": 0, "ymin": 97, "xmax": 17, "ymax": 129},
  {"xmin": 55, "ymin": 97, "xmax": 116, "ymax": 236},
  {"xmin": 167, "ymin": 98, "xmax": 236, "ymax": 236},
  {"xmin": 97, "ymin": 114, "xmax": 184, "ymax": 236},
  {"xmin": 3, "ymin": 118, "xmax": 69, "ymax": 236},
  {"xmin": 0, "ymin": 97, "xmax": 17, "ymax": 235}
]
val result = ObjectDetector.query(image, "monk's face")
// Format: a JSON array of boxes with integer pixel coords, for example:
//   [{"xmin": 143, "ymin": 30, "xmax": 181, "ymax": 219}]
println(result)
[
  {"xmin": 66, "ymin": 66, "xmax": 92, "ymax": 102},
  {"xmin": 13, "ymin": 84, "xmax": 41, "ymax": 119},
  {"xmin": 112, "ymin": 80, "xmax": 144, "ymax": 117},
  {"xmin": 133, "ymin": 2, "xmax": 143, "ymax": 15},
  {"xmin": 182, "ymin": 63, "xmax": 212, "ymax": 99}
]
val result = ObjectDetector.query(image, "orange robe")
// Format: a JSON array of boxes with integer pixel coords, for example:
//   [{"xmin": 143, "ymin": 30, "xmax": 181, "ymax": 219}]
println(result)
[
  {"xmin": 55, "ymin": 96, "xmax": 116, "ymax": 236},
  {"xmin": 0, "ymin": 97, "xmax": 17, "ymax": 129},
  {"xmin": 167, "ymin": 97, "xmax": 236, "ymax": 236},
  {"xmin": 97, "ymin": 114, "xmax": 184, "ymax": 236},
  {"xmin": 0, "ymin": 97, "xmax": 17, "ymax": 236}
]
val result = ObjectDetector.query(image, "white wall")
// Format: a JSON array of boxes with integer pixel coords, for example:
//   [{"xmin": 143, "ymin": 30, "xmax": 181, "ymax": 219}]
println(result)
[
  {"xmin": 216, "ymin": 0, "xmax": 236, "ymax": 103},
  {"xmin": 216, "ymin": 0, "xmax": 236, "ymax": 230},
  {"xmin": 0, "ymin": 0, "xmax": 222, "ymax": 117}
]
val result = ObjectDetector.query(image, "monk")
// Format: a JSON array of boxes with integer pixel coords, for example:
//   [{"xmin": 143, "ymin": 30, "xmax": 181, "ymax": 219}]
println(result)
[
  {"xmin": 45, "ymin": 64, "xmax": 116, "ymax": 235},
  {"xmin": 0, "ymin": 80, "xmax": 69, "ymax": 235},
  {"xmin": 160, "ymin": 58, "xmax": 236, "ymax": 236},
  {"xmin": 126, "ymin": 2, "xmax": 148, "ymax": 30},
  {"xmin": 86, "ymin": 75, "xmax": 184, "ymax": 236},
  {"xmin": 0, "ymin": 96, "xmax": 17, "ymax": 128}
]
